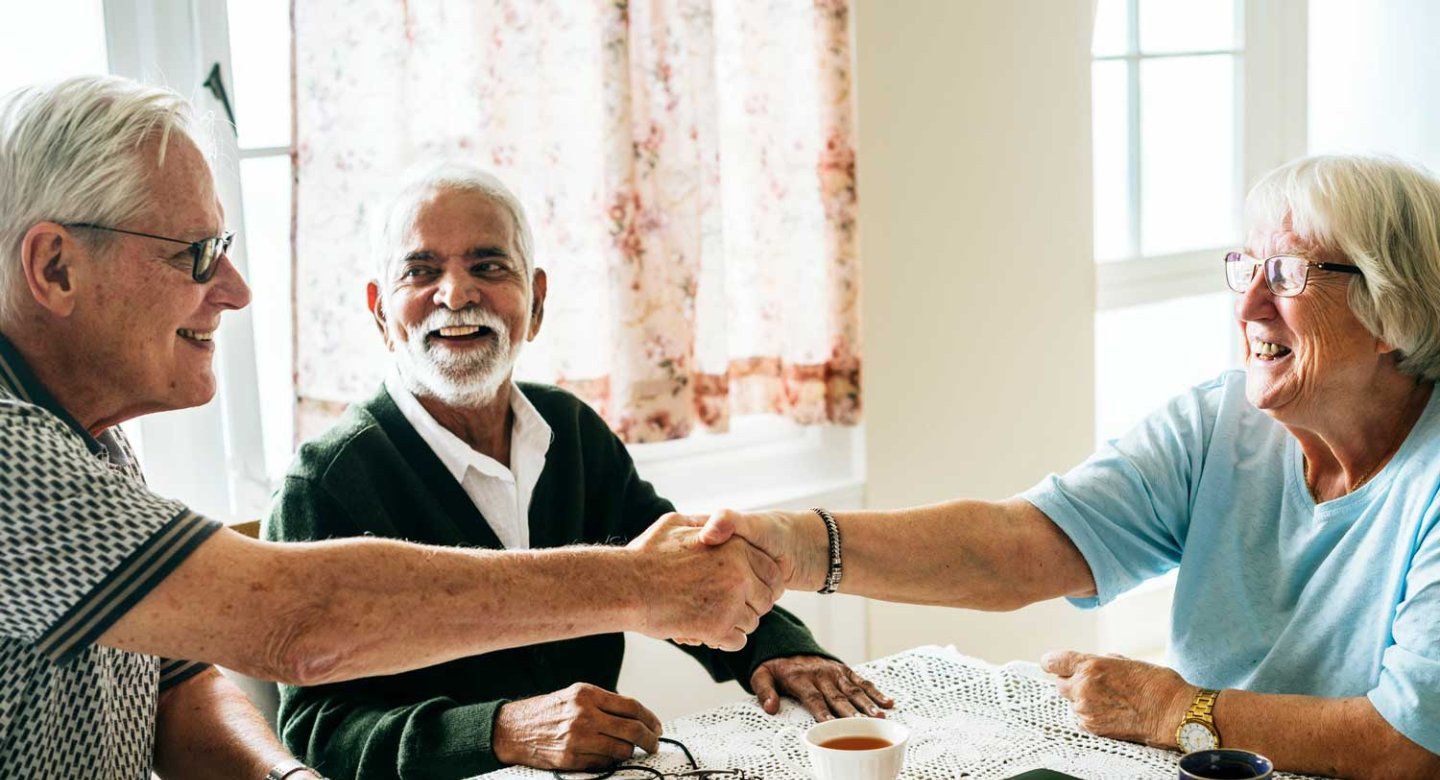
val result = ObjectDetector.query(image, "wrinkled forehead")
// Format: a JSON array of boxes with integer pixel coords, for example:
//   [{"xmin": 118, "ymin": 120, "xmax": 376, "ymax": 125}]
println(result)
[
  {"xmin": 1244, "ymin": 214, "xmax": 1337, "ymax": 261},
  {"xmin": 136, "ymin": 133, "xmax": 223, "ymax": 235},
  {"xmin": 403, "ymin": 188, "xmax": 515, "ymax": 245}
]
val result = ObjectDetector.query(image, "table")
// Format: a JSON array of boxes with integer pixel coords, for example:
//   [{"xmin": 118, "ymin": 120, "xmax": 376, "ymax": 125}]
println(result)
[{"xmin": 479, "ymin": 645, "xmax": 1316, "ymax": 779}]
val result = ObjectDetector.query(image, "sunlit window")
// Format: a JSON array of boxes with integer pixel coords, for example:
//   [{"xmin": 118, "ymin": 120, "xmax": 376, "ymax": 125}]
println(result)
[{"xmin": 1091, "ymin": 0, "xmax": 1246, "ymax": 442}]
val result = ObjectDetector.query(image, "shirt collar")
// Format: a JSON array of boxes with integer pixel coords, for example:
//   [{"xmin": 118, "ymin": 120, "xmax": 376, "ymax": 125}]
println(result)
[
  {"xmin": 384, "ymin": 372, "xmax": 552, "ymax": 483},
  {"xmin": 0, "ymin": 329, "xmax": 106, "ymax": 455}
]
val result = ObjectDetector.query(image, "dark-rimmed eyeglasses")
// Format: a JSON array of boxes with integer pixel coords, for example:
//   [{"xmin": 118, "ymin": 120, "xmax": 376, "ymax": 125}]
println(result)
[
  {"xmin": 1224, "ymin": 251, "xmax": 1362, "ymax": 298},
  {"xmin": 552, "ymin": 737, "xmax": 748, "ymax": 779},
  {"xmin": 63, "ymin": 222, "xmax": 234, "ymax": 283}
]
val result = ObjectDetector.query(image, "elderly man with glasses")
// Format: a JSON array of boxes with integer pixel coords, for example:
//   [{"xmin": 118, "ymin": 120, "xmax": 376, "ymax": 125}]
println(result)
[
  {"xmin": 0, "ymin": 76, "xmax": 784, "ymax": 780},
  {"xmin": 263, "ymin": 162, "xmax": 891, "ymax": 779}
]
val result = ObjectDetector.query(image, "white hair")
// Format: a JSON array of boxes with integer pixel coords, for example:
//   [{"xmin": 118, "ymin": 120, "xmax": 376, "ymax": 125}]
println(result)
[
  {"xmin": 1246, "ymin": 154, "xmax": 1440, "ymax": 382},
  {"xmin": 371, "ymin": 161, "xmax": 535, "ymax": 292},
  {"xmin": 0, "ymin": 75, "xmax": 207, "ymax": 322}
]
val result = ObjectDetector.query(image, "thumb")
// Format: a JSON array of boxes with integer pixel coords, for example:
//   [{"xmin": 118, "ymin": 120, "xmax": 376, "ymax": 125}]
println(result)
[
  {"xmin": 751, "ymin": 665, "xmax": 781, "ymax": 714},
  {"xmin": 1041, "ymin": 650, "xmax": 1081, "ymax": 677},
  {"xmin": 698, "ymin": 509, "xmax": 739, "ymax": 546}
]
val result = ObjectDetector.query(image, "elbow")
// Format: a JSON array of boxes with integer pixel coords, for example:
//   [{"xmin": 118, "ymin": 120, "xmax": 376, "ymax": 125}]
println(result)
[{"xmin": 255, "ymin": 583, "xmax": 352, "ymax": 687}]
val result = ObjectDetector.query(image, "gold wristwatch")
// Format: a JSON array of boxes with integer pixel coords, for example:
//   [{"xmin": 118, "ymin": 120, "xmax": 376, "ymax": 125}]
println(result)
[{"xmin": 1175, "ymin": 688, "xmax": 1221, "ymax": 752}]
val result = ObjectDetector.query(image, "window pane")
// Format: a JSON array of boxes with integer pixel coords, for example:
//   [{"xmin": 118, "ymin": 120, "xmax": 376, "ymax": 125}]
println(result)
[
  {"xmin": 1139, "ymin": 54, "xmax": 1237, "ymax": 256},
  {"xmin": 1093, "ymin": 60, "xmax": 1132, "ymax": 261},
  {"xmin": 0, "ymin": 0, "xmax": 107, "ymax": 94},
  {"xmin": 238, "ymin": 155, "xmax": 295, "ymax": 478},
  {"xmin": 1095, "ymin": 292, "xmax": 1238, "ymax": 443},
  {"xmin": 1093, "ymin": 0, "xmax": 1130, "ymax": 57},
  {"xmin": 227, "ymin": 0, "xmax": 292, "ymax": 149},
  {"xmin": 1139, "ymin": 0, "xmax": 1240, "ymax": 53}
]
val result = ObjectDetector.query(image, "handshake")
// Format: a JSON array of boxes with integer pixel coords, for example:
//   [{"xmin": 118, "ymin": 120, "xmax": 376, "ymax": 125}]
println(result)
[{"xmin": 623, "ymin": 509, "xmax": 828, "ymax": 651}]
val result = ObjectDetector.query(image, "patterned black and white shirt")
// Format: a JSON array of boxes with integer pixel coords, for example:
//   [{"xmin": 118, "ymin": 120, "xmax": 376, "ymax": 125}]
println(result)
[{"xmin": 0, "ymin": 333, "xmax": 221, "ymax": 778}]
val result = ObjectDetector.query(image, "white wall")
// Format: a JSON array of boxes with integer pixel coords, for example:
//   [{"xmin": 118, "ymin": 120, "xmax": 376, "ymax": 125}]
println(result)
[
  {"xmin": 1308, "ymin": 0, "xmax": 1440, "ymax": 168},
  {"xmin": 854, "ymin": 1, "xmax": 1102, "ymax": 664}
]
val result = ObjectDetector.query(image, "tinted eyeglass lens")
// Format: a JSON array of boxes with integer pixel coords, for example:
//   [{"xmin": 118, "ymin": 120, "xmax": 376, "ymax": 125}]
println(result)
[
  {"xmin": 1265, "ymin": 255, "xmax": 1306, "ymax": 296},
  {"xmin": 193, "ymin": 236, "xmax": 230, "ymax": 282},
  {"xmin": 1224, "ymin": 251, "xmax": 1255, "ymax": 293}
]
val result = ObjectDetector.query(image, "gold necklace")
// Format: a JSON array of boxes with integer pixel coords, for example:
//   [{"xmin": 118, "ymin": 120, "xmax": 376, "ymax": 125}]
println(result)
[{"xmin": 1303, "ymin": 455, "xmax": 1383, "ymax": 498}]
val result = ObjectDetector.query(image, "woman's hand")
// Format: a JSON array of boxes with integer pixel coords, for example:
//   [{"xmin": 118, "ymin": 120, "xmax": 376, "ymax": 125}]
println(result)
[{"xmin": 1041, "ymin": 650, "xmax": 1194, "ymax": 747}]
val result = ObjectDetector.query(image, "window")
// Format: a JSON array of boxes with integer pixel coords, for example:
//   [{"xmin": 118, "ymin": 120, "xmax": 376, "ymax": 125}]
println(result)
[
  {"xmin": 1090, "ymin": 0, "xmax": 1306, "ymax": 443},
  {"xmin": 0, "ymin": 1, "xmax": 108, "ymax": 94}
]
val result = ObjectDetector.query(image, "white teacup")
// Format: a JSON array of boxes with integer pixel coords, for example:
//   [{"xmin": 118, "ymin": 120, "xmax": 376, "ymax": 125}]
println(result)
[{"xmin": 799, "ymin": 717, "xmax": 909, "ymax": 780}]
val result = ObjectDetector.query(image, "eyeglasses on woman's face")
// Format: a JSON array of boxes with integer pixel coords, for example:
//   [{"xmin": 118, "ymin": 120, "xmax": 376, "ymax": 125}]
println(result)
[{"xmin": 1224, "ymin": 251, "xmax": 1363, "ymax": 298}]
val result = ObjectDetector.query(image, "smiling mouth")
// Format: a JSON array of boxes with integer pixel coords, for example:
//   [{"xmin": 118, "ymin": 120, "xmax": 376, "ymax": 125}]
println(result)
[
  {"xmin": 1250, "ymin": 338, "xmax": 1292, "ymax": 362},
  {"xmin": 177, "ymin": 328, "xmax": 214, "ymax": 344},
  {"xmin": 428, "ymin": 325, "xmax": 494, "ymax": 343}
]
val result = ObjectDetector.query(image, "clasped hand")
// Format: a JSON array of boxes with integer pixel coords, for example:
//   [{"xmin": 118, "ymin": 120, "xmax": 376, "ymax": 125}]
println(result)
[{"xmin": 627, "ymin": 513, "xmax": 784, "ymax": 652}]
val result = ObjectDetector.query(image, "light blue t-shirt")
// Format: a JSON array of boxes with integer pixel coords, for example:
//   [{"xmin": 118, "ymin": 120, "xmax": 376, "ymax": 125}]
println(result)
[{"xmin": 1024, "ymin": 370, "xmax": 1440, "ymax": 753}]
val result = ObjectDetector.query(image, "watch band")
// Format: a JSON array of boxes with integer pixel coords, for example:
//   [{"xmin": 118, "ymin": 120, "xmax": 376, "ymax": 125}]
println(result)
[
  {"xmin": 813, "ymin": 507, "xmax": 843, "ymax": 594},
  {"xmin": 1186, "ymin": 688, "xmax": 1220, "ymax": 723},
  {"xmin": 266, "ymin": 759, "xmax": 323, "ymax": 780}
]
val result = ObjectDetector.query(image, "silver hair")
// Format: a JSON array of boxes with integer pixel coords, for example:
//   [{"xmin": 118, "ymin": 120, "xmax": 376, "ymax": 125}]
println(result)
[
  {"xmin": 0, "ymin": 76, "xmax": 207, "ymax": 321},
  {"xmin": 371, "ymin": 161, "xmax": 535, "ymax": 293},
  {"xmin": 1246, "ymin": 154, "xmax": 1440, "ymax": 382}
]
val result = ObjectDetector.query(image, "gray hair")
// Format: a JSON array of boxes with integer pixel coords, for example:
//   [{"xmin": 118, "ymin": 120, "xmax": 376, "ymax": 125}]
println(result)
[
  {"xmin": 0, "ymin": 76, "xmax": 206, "ymax": 321},
  {"xmin": 1246, "ymin": 154, "xmax": 1440, "ymax": 382},
  {"xmin": 372, "ymin": 162, "xmax": 535, "ymax": 293}
]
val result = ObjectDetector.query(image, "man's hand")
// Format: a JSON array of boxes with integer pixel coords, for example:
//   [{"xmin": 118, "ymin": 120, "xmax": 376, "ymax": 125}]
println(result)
[
  {"xmin": 627, "ymin": 513, "xmax": 783, "ymax": 652},
  {"xmin": 1041, "ymin": 650, "xmax": 1193, "ymax": 747},
  {"xmin": 751, "ymin": 655, "xmax": 894, "ymax": 721},
  {"xmin": 492, "ymin": 683, "xmax": 663, "ymax": 770},
  {"xmin": 698, "ymin": 509, "xmax": 830, "ymax": 591}
]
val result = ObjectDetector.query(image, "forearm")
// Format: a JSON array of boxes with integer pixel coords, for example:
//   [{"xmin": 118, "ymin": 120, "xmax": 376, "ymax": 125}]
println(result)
[
  {"xmin": 153, "ymin": 669, "xmax": 295, "ymax": 779},
  {"xmin": 1205, "ymin": 690, "xmax": 1439, "ymax": 779},
  {"xmin": 268, "ymin": 540, "xmax": 644, "ymax": 685},
  {"xmin": 778, "ymin": 498, "xmax": 1095, "ymax": 609},
  {"xmin": 104, "ymin": 535, "xmax": 645, "ymax": 687}
]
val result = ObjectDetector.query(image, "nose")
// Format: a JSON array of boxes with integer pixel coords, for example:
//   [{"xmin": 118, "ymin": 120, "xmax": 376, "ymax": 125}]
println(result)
[
  {"xmin": 208, "ymin": 254, "xmax": 252, "ymax": 311},
  {"xmin": 1234, "ymin": 265, "xmax": 1275, "ymax": 323},
  {"xmin": 434, "ymin": 265, "xmax": 483, "ymax": 310}
]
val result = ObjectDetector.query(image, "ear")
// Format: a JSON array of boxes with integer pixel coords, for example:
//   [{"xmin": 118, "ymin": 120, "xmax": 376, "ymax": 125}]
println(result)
[
  {"xmin": 527, "ymin": 267, "xmax": 547, "ymax": 341},
  {"xmin": 366, "ymin": 281, "xmax": 394, "ymax": 350},
  {"xmin": 19, "ymin": 222, "xmax": 83, "ymax": 317}
]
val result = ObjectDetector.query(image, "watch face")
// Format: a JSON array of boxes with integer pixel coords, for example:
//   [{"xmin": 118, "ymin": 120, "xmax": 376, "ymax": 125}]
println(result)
[{"xmin": 1178, "ymin": 721, "xmax": 1219, "ymax": 752}]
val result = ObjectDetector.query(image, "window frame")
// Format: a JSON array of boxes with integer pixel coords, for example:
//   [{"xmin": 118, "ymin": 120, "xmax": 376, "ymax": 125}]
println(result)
[{"xmin": 1092, "ymin": 0, "xmax": 1309, "ymax": 312}]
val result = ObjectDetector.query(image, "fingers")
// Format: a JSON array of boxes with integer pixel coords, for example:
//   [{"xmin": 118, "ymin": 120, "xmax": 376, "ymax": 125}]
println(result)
[
  {"xmin": 1041, "ymin": 649, "xmax": 1083, "ymax": 677},
  {"xmin": 796, "ymin": 686, "xmax": 833, "ymax": 722},
  {"xmin": 848, "ymin": 670, "xmax": 895, "ymax": 710},
  {"xmin": 596, "ymin": 692, "xmax": 664, "ymax": 746},
  {"xmin": 715, "ymin": 627, "xmax": 748, "ymax": 652},
  {"xmin": 817, "ymin": 677, "xmax": 860, "ymax": 719},
  {"xmin": 698, "ymin": 509, "xmax": 739, "ymax": 546},
  {"xmin": 838, "ymin": 674, "xmax": 887, "ymax": 717},
  {"xmin": 751, "ymin": 665, "xmax": 782, "ymax": 714},
  {"xmin": 744, "ymin": 541, "xmax": 784, "ymax": 601},
  {"xmin": 595, "ymin": 711, "xmax": 660, "ymax": 756}
]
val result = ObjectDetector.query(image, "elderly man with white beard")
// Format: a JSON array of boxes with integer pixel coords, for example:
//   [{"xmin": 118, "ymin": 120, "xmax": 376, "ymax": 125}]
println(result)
[{"xmin": 264, "ymin": 163, "xmax": 890, "ymax": 779}]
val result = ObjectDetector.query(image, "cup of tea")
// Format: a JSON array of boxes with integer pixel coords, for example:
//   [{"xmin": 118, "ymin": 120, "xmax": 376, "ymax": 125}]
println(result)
[
  {"xmin": 1178, "ymin": 749, "xmax": 1274, "ymax": 780},
  {"xmin": 800, "ymin": 717, "xmax": 909, "ymax": 780}
]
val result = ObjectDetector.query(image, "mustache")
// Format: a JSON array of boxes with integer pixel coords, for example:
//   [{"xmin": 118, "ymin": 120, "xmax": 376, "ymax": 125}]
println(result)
[{"xmin": 414, "ymin": 307, "xmax": 510, "ymax": 340}]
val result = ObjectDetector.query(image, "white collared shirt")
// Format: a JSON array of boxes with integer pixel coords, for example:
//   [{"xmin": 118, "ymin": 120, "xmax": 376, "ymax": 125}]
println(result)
[{"xmin": 384, "ymin": 373, "xmax": 552, "ymax": 549}]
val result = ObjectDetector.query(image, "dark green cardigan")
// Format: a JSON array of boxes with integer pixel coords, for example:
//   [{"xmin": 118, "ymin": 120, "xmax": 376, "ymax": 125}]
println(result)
[{"xmin": 264, "ymin": 383, "xmax": 831, "ymax": 779}]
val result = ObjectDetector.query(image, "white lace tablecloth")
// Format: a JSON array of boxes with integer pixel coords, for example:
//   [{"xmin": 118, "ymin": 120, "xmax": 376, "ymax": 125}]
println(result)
[{"xmin": 477, "ymin": 645, "xmax": 1315, "ymax": 779}]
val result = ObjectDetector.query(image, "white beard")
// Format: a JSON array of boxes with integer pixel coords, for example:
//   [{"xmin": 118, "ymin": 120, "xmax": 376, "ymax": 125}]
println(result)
[{"xmin": 392, "ymin": 305, "xmax": 524, "ymax": 406}]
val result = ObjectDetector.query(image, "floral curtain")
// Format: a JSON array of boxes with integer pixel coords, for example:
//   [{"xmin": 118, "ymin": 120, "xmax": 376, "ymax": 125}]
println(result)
[{"xmin": 292, "ymin": 0, "xmax": 861, "ymax": 443}]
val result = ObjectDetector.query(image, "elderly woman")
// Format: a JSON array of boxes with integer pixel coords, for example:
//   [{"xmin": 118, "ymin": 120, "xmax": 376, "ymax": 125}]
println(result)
[{"xmin": 699, "ymin": 155, "xmax": 1440, "ymax": 778}]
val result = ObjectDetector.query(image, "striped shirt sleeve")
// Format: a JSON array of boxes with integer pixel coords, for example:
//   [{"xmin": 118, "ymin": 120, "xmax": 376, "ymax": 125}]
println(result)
[{"xmin": 0, "ymin": 405, "xmax": 221, "ymax": 664}]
